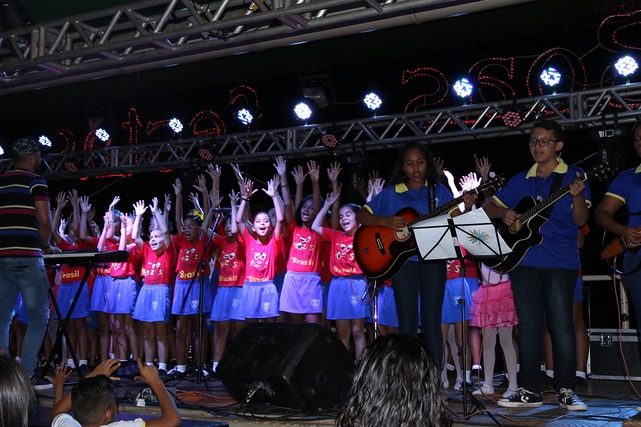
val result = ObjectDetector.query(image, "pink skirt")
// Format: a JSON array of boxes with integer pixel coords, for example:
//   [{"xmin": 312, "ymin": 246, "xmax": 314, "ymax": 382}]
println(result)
[{"xmin": 469, "ymin": 281, "xmax": 518, "ymax": 329}]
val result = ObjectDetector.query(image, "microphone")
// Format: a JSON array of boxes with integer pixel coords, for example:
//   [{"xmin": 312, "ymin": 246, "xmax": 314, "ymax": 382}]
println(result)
[{"xmin": 211, "ymin": 207, "xmax": 232, "ymax": 212}]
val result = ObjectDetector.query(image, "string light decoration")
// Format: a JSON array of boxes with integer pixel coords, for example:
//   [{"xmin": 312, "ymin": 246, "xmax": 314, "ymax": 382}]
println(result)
[
  {"xmin": 122, "ymin": 107, "xmax": 143, "ymax": 146},
  {"xmin": 402, "ymin": 67, "xmax": 449, "ymax": 112},
  {"xmin": 468, "ymin": 57, "xmax": 516, "ymax": 103},
  {"xmin": 190, "ymin": 110, "xmax": 226, "ymax": 137},
  {"xmin": 526, "ymin": 48, "xmax": 587, "ymax": 96}
]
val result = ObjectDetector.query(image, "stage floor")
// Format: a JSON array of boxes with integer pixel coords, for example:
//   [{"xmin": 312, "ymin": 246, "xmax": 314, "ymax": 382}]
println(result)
[{"xmin": 31, "ymin": 372, "xmax": 641, "ymax": 427}]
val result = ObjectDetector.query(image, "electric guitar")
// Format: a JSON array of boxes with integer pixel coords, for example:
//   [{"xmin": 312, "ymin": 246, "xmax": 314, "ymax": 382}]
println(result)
[
  {"xmin": 485, "ymin": 162, "xmax": 615, "ymax": 272},
  {"xmin": 354, "ymin": 176, "xmax": 504, "ymax": 280},
  {"xmin": 600, "ymin": 226, "xmax": 641, "ymax": 260}
]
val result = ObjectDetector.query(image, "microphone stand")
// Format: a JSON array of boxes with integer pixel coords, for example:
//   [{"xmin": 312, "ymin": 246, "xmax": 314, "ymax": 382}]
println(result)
[{"xmin": 181, "ymin": 210, "xmax": 224, "ymax": 384}]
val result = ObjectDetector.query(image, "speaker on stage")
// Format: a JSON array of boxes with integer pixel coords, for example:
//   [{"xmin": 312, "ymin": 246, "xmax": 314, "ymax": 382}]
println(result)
[{"xmin": 217, "ymin": 323, "xmax": 355, "ymax": 412}]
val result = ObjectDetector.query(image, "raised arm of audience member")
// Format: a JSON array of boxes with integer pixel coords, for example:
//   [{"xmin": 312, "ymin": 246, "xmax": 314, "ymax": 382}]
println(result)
[
  {"xmin": 206, "ymin": 163, "xmax": 221, "ymax": 208},
  {"xmin": 51, "ymin": 191, "xmax": 68, "ymax": 245},
  {"xmin": 229, "ymin": 190, "xmax": 239, "ymax": 238},
  {"xmin": 67, "ymin": 189, "xmax": 81, "ymax": 238},
  {"xmin": 78, "ymin": 195, "xmax": 94, "ymax": 243},
  {"xmin": 274, "ymin": 156, "xmax": 295, "ymax": 227},
  {"xmin": 367, "ymin": 175, "xmax": 385, "ymax": 203},
  {"xmin": 45, "ymin": 364, "xmax": 72, "ymax": 408},
  {"xmin": 265, "ymin": 176, "xmax": 284, "ymax": 239},
  {"xmin": 150, "ymin": 197, "xmax": 171, "ymax": 248},
  {"xmin": 172, "ymin": 178, "xmax": 184, "ymax": 229},
  {"xmin": 474, "ymin": 154, "xmax": 492, "ymax": 182},
  {"xmin": 291, "ymin": 164, "xmax": 306, "ymax": 209},
  {"xmin": 311, "ymin": 191, "xmax": 340, "ymax": 236},
  {"xmin": 131, "ymin": 200, "xmax": 147, "ymax": 249},
  {"xmin": 327, "ymin": 162, "xmax": 342, "ymax": 230},
  {"xmin": 308, "ymin": 160, "xmax": 322, "ymax": 215},
  {"xmin": 105, "ymin": 196, "xmax": 120, "ymax": 241},
  {"xmin": 235, "ymin": 178, "xmax": 256, "ymax": 236},
  {"xmin": 97, "ymin": 212, "xmax": 111, "ymax": 251},
  {"xmin": 193, "ymin": 174, "xmax": 209, "ymax": 214}
]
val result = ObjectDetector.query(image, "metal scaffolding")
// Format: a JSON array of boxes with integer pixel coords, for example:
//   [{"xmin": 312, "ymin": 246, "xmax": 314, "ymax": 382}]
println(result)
[
  {"xmin": 2, "ymin": 82, "xmax": 640, "ymax": 180},
  {"xmin": 0, "ymin": 0, "xmax": 535, "ymax": 95}
]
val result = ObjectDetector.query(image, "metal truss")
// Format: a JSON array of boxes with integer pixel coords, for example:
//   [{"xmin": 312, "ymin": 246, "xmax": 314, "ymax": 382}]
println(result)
[
  {"xmin": 3, "ymin": 82, "xmax": 641, "ymax": 181},
  {"xmin": 0, "ymin": 0, "xmax": 533, "ymax": 95}
]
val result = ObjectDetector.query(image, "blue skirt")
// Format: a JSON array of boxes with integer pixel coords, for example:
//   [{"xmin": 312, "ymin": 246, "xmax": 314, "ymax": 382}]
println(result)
[
  {"xmin": 172, "ymin": 278, "xmax": 212, "ymax": 315},
  {"xmin": 210, "ymin": 286, "xmax": 245, "ymax": 322},
  {"xmin": 133, "ymin": 284, "xmax": 170, "ymax": 323},
  {"xmin": 55, "ymin": 281, "xmax": 90, "ymax": 320},
  {"xmin": 441, "ymin": 277, "xmax": 474, "ymax": 324},
  {"xmin": 279, "ymin": 271, "xmax": 323, "ymax": 314},
  {"xmin": 90, "ymin": 276, "xmax": 112, "ymax": 313},
  {"xmin": 240, "ymin": 280, "xmax": 279, "ymax": 319},
  {"xmin": 108, "ymin": 277, "xmax": 137, "ymax": 315},
  {"xmin": 326, "ymin": 275, "xmax": 368, "ymax": 320}
]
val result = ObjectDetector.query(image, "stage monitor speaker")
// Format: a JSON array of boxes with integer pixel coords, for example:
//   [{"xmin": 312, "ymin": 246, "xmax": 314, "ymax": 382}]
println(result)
[{"xmin": 217, "ymin": 323, "xmax": 354, "ymax": 412}]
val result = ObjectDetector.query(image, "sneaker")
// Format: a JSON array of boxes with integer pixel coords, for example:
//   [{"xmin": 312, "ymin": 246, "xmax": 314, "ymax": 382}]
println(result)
[
  {"xmin": 157, "ymin": 369, "xmax": 169, "ymax": 381},
  {"xmin": 557, "ymin": 388, "xmax": 587, "ymax": 411},
  {"xmin": 502, "ymin": 387, "xmax": 518, "ymax": 398},
  {"xmin": 472, "ymin": 383, "xmax": 494, "ymax": 396},
  {"xmin": 454, "ymin": 381, "xmax": 473, "ymax": 391},
  {"xmin": 497, "ymin": 387, "xmax": 543, "ymax": 408},
  {"xmin": 165, "ymin": 367, "xmax": 185, "ymax": 380},
  {"xmin": 30, "ymin": 375, "xmax": 54, "ymax": 391}
]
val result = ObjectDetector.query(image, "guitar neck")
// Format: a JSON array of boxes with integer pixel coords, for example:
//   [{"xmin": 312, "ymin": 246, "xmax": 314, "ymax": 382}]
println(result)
[{"xmin": 520, "ymin": 171, "xmax": 588, "ymax": 223}]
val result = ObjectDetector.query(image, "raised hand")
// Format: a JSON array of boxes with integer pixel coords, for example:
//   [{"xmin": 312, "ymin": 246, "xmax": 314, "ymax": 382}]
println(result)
[
  {"xmin": 474, "ymin": 154, "xmax": 492, "ymax": 182},
  {"xmin": 172, "ymin": 178, "xmax": 182, "ymax": 196},
  {"xmin": 45, "ymin": 363, "xmax": 72, "ymax": 388},
  {"xmin": 327, "ymin": 161, "xmax": 341, "ymax": 183},
  {"xmin": 206, "ymin": 163, "xmax": 221, "ymax": 181},
  {"xmin": 324, "ymin": 191, "xmax": 340, "ymax": 207},
  {"xmin": 149, "ymin": 197, "xmax": 159, "ymax": 213},
  {"xmin": 435, "ymin": 157, "xmax": 445, "ymax": 178},
  {"xmin": 56, "ymin": 192, "xmax": 68, "ymax": 211},
  {"xmin": 79, "ymin": 195, "xmax": 91, "ymax": 213},
  {"xmin": 460, "ymin": 172, "xmax": 482, "ymax": 192},
  {"xmin": 356, "ymin": 177, "xmax": 368, "ymax": 201},
  {"xmin": 307, "ymin": 160, "xmax": 320, "ymax": 183},
  {"xmin": 292, "ymin": 165, "xmax": 306, "ymax": 185},
  {"xmin": 274, "ymin": 156, "xmax": 287, "ymax": 176},
  {"xmin": 193, "ymin": 174, "xmax": 207, "ymax": 193},
  {"xmin": 133, "ymin": 200, "xmax": 147, "ymax": 216},
  {"xmin": 109, "ymin": 196, "xmax": 120, "ymax": 210},
  {"xmin": 264, "ymin": 178, "xmax": 278, "ymax": 197}
]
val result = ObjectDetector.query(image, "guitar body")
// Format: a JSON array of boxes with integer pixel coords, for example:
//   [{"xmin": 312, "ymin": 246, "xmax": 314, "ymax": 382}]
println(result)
[
  {"xmin": 485, "ymin": 196, "xmax": 546, "ymax": 272},
  {"xmin": 353, "ymin": 207, "xmax": 421, "ymax": 280},
  {"xmin": 601, "ymin": 226, "xmax": 641, "ymax": 259}
]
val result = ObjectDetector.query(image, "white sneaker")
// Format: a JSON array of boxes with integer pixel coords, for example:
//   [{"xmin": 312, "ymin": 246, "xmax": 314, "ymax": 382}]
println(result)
[
  {"xmin": 472, "ymin": 383, "xmax": 494, "ymax": 396},
  {"xmin": 502, "ymin": 387, "xmax": 517, "ymax": 398}
]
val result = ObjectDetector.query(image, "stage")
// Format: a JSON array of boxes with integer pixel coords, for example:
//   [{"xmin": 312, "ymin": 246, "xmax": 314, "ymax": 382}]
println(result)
[{"xmin": 30, "ymin": 371, "xmax": 641, "ymax": 426}]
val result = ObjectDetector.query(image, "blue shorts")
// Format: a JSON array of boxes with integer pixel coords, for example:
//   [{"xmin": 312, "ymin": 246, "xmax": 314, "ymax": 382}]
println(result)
[
  {"xmin": 109, "ymin": 277, "xmax": 137, "ymax": 315},
  {"xmin": 90, "ymin": 276, "xmax": 112, "ymax": 313},
  {"xmin": 55, "ymin": 281, "xmax": 90, "ymax": 320},
  {"xmin": 441, "ymin": 277, "xmax": 474, "ymax": 324},
  {"xmin": 133, "ymin": 284, "xmax": 170, "ymax": 323},
  {"xmin": 240, "ymin": 281, "xmax": 279, "ymax": 319},
  {"xmin": 326, "ymin": 275, "xmax": 368, "ymax": 320},
  {"xmin": 210, "ymin": 286, "xmax": 245, "ymax": 321}
]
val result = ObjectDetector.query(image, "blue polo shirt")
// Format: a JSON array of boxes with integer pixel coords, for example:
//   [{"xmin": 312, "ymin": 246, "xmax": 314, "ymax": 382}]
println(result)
[
  {"xmin": 363, "ymin": 181, "xmax": 454, "ymax": 262},
  {"xmin": 492, "ymin": 159, "xmax": 591, "ymax": 270},
  {"xmin": 605, "ymin": 164, "xmax": 641, "ymax": 257}
]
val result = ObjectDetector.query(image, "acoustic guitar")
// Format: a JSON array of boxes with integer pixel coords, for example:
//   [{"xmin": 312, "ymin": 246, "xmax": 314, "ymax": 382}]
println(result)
[
  {"xmin": 485, "ymin": 162, "xmax": 614, "ymax": 272},
  {"xmin": 353, "ymin": 176, "xmax": 504, "ymax": 280},
  {"xmin": 600, "ymin": 227, "xmax": 641, "ymax": 259}
]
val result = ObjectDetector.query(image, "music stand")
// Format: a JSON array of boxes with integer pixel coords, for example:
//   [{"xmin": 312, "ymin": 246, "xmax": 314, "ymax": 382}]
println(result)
[{"xmin": 412, "ymin": 209, "xmax": 510, "ymax": 423}]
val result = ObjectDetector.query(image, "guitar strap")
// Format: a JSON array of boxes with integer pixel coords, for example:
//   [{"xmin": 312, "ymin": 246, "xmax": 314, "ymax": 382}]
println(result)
[
  {"xmin": 541, "ymin": 172, "xmax": 565, "ymax": 217},
  {"xmin": 428, "ymin": 183, "xmax": 436, "ymax": 212}
]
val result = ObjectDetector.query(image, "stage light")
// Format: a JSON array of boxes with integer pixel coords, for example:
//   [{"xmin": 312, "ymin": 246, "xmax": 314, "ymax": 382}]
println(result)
[
  {"xmin": 63, "ymin": 157, "xmax": 82, "ymax": 174},
  {"xmin": 169, "ymin": 118, "xmax": 183, "ymax": 133},
  {"xmin": 95, "ymin": 128, "xmax": 110, "ymax": 142},
  {"xmin": 38, "ymin": 135, "xmax": 52, "ymax": 149},
  {"xmin": 0, "ymin": 146, "xmax": 4, "ymax": 156},
  {"xmin": 502, "ymin": 109, "xmax": 524, "ymax": 128},
  {"xmin": 615, "ymin": 56, "xmax": 638, "ymax": 77},
  {"xmin": 236, "ymin": 108, "xmax": 253, "ymax": 126},
  {"xmin": 453, "ymin": 78, "xmax": 473, "ymax": 98},
  {"xmin": 294, "ymin": 102, "xmax": 312, "ymax": 121},
  {"xmin": 363, "ymin": 92, "xmax": 382, "ymax": 111},
  {"xmin": 197, "ymin": 142, "xmax": 216, "ymax": 162},
  {"xmin": 321, "ymin": 130, "xmax": 342, "ymax": 149},
  {"xmin": 540, "ymin": 67, "xmax": 561, "ymax": 87}
]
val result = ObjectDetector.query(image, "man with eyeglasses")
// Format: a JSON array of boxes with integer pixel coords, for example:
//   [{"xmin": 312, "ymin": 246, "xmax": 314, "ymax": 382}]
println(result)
[
  {"xmin": 595, "ymin": 124, "xmax": 641, "ymax": 331},
  {"xmin": 483, "ymin": 120, "xmax": 590, "ymax": 411}
]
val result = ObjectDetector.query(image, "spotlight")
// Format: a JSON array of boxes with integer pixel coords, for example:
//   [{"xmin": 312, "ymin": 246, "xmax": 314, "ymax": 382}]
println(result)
[
  {"xmin": 63, "ymin": 157, "xmax": 82, "ymax": 174},
  {"xmin": 453, "ymin": 78, "xmax": 473, "ymax": 98},
  {"xmin": 38, "ymin": 135, "xmax": 52, "ymax": 148},
  {"xmin": 0, "ymin": 146, "xmax": 4, "ymax": 156},
  {"xmin": 615, "ymin": 55, "xmax": 638, "ymax": 77},
  {"xmin": 294, "ymin": 102, "xmax": 312, "ymax": 121},
  {"xmin": 236, "ymin": 108, "xmax": 253, "ymax": 126},
  {"xmin": 540, "ymin": 67, "xmax": 561, "ymax": 87},
  {"xmin": 363, "ymin": 92, "xmax": 382, "ymax": 111},
  {"xmin": 197, "ymin": 142, "xmax": 216, "ymax": 162},
  {"xmin": 169, "ymin": 118, "xmax": 183, "ymax": 133},
  {"xmin": 321, "ymin": 130, "xmax": 342, "ymax": 149},
  {"xmin": 502, "ymin": 109, "xmax": 524, "ymax": 128},
  {"xmin": 95, "ymin": 128, "xmax": 110, "ymax": 142}
]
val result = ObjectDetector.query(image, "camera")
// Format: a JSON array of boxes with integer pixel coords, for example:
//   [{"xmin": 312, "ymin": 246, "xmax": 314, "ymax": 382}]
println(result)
[{"xmin": 113, "ymin": 360, "xmax": 140, "ymax": 379}]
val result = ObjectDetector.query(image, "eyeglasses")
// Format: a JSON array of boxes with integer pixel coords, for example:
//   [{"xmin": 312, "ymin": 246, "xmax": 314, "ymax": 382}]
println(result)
[
  {"xmin": 181, "ymin": 226, "xmax": 201, "ymax": 232},
  {"xmin": 528, "ymin": 138, "xmax": 558, "ymax": 147}
]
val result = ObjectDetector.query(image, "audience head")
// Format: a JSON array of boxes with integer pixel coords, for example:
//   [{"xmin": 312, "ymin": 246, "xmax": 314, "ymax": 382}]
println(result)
[
  {"xmin": 336, "ymin": 334, "xmax": 450, "ymax": 427},
  {"xmin": 71, "ymin": 375, "xmax": 117, "ymax": 426},
  {"xmin": 0, "ymin": 355, "xmax": 35, "ymax": 427},
  {"xmin": 338, "ymin": 203, "xmax": 360, "ymax": 233}
]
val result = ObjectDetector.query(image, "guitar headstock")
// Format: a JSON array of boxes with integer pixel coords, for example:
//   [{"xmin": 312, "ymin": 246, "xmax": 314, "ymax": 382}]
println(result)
[
  {"xmin": 588, "ymin": 161, "xmax": 617, "ymax": 183},
  {"xmin": 475, "ymin": 174, "xmax": 505, "ymax": 195}
]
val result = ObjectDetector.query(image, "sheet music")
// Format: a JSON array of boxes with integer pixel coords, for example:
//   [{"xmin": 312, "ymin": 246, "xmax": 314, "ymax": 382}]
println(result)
[{"xmin": 411, "ymin": 209, "xmax": 512, "ymax": 261}]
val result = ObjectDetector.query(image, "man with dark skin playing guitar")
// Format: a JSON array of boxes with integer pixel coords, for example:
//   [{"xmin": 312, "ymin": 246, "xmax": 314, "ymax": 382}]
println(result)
[
  {"xmin": 483, "ymin": 119, "xmax": 589, "ymax": 411},
  {"xmin": 595, "ymin": 124, "xmax": 641, "ymax": 330}
]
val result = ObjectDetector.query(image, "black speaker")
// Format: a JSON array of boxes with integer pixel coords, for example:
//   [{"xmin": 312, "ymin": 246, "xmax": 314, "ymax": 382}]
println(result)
[{"xmin": 217, "ymin": 323, "xmax": 354, "ymax": 412}]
